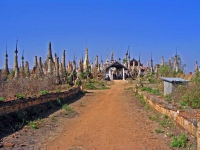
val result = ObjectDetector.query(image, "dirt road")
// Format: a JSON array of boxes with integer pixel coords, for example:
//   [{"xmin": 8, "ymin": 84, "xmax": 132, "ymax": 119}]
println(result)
[{"xmin": 46, "ymin": 81, "xmax": 170, "ymax": 150}]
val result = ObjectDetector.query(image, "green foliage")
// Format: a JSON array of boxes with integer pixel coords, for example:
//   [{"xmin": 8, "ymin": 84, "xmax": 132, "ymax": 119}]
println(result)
[
  {"xmin": 57, "ymin": 98, "xmax": 62, "ymax": 106},
  {"xmin": 16, "ymin": 93, "xmax": 25, "ymax": 99},
  {"xmin": 80, "ymin": 72, "xmax": 86, "ymax": 79},
  {"xmin": 62, "ymin": 104, "xmax": 73, "ymax": 114},
  {"xmin": 28, "ymin": 121, "xmax": 38, "ymax": 129},
  {"xmin": 192, "ymin": 72, "xmax": 200, "ymax": 84},
  {"xmin": 86, "ymin": 83, "xmax": 97, "ymax": 90},
  {"xmin": 141, "ymin": 86, "xmax": 161, "ymax": 96},
  {"xmin": 155, "ymin": 128, "xmax": 165, "ymax": 134},
  {"xmin": 0, "ymin": 97, "xmax": 4, "ymax": 101},
  {"xmin": 158, "ymin": 65, "xmax": 172, "ymax": 77},
  {"xmin": 8, "ymin": 70, "xmax": 15, "ymax": 79},
  {"xmin": 179, "ymin": 84, "xmax": 200, "ymax": 109},
  {"xmin": 171, "ymin": 134, "xmax": 188, "ymax": 148},
  {"xmin": 148, "ymin": 114, "xmax": 159, "ymax": 122},
  {"xmin": 141, "ymin": 86, "xmax": 152, "ymax": 92},
  {"xmin": 51, "ymin": 115, "xmax": 56, "ymax": 122},
  {"xmin": 75, "ymin": 80, "xmax": 81, "ymax": 86},
  {"xmin": 179, "ymin": 100, "xmax": 188, "ymax": 106},
  {"xmin": 84, "ymin": 80, "xmax": 109, "ymax": 90},
  {"xmin": 165, "ymin": 94, "xmax": 172, "ymax": 102},
  {"xmin": 145, "ymin": 73, "xmax": 157, "ymax": 83},
  {"xmin": 39, "ymin": 90, "xmax": 49, "ymax": 95},
  {"xmin": 123, "ymin": 58, "xmax": 126, "ymax": 64}
]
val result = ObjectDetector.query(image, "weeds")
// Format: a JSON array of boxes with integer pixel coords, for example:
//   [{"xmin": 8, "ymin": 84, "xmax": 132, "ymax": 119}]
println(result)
[
  {"xmin": 16, "ymin": 93, "xmax": 25, "ymax": 99},
  {"xmin": 141, "ymin": 86, "xmax": 161, "ymax": 96},
  {"xmin": 171, "ymin": 134, "xmax": 188, "ymax": 148},
  {"xmin": 0, "ymin": 97, "xmax": 4, "ymax": 101},
  {"xmin": 39, "ymin": 90, "xmax": 49, "ymax": 95},
  {"xmin": 155, "ymin": 128, "xmax": 165, "ymax": 134},
  {"xmin": 28, "ymin": 121, "xmax": 38, "ymax": 129},
  {"xmin": 51, "ymin": 115, "xmax": 56, "ymax": 122},
  {"xmin": 62, "ymin": 104, "xmax": 73, "ymax": 114}
]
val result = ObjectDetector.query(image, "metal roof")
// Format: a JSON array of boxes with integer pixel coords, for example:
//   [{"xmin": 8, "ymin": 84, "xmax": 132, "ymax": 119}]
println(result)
[{"xmin": 160, "ymin": 77, "xmax": 190, "ymax": 83}]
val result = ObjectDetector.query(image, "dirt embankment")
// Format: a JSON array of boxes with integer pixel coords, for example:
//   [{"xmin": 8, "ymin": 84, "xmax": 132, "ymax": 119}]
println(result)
[
  {"xmin": 45, "ymin": 81, "xmax": 172, "ymax": 150},
  {"xmin": 2, "ymin": 80, "xmax": 191, "ymax": 150}
]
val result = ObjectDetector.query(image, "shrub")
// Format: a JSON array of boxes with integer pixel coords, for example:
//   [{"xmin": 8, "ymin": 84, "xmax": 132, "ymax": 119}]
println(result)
[{"xmin": 171, "ymin": 134, "xmax": 187, "ymax": 148}]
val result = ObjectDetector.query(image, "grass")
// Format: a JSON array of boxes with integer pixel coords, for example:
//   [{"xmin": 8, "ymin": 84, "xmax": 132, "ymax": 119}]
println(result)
[
  {"xmin": 0, "ymin": 97, "xmax": 4, "ymax": 102},
  {"xmin": 62, "ymin": 104, "xmax": 74, "ymax": 114},
  {"xmin": 84, "ymin": 80, "xmax": 109, "ymax": 90},
  {"xmin": 28, "ymin": 121, "xmax": 38, "ymax": 129},
  {"xmin": 39, "ymin": 90, "xmax": 49, "ymax": 95},
  {"xmin": 27, "ymin": 119, "xmax": 43, "ymax": 130},
  {"xmin": 51, "ymin": 115, "xmax": 56, "ymax": 122},
  {"xmin": 141, "ymin": 86, "xmax": 161, "ymax": 96},
  {"xmin": 155, "ymin": 128, "xmax": 165, "ymax": 134},
  {"xmin": 16, "ymin": 93, "xmax": 25, "ymax": 99}
]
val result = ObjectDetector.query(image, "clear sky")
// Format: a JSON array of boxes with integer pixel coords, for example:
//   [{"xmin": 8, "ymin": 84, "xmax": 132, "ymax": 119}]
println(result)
[{"xmin": 0, "ymin": 0, "xmax": 199, "ymax": 73}]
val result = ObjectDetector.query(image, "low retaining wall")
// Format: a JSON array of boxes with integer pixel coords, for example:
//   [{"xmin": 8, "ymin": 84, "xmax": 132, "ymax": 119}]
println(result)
[
  {"xmin": 137, "ymin": 90, "xmax": 200, "ymax": 149},
  {"xmin": 0, "ymin": 87, "xmax": 80, "ymax": 116}
]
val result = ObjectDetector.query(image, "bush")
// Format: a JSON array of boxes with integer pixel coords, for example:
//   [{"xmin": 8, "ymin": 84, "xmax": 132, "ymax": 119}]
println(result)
[{"xmin": 171, "ymin": 134, "xmax": 187, "ymax": 148}]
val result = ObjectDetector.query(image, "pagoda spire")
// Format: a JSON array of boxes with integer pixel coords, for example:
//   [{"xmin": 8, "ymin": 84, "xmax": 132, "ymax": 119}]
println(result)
[
  {"xmin": 3, "ymin": 45, "xmax": 9, "ymax": 77},
  {"xmin": 62, "ymin": 50, "xmax": 66, "ymax": 75},
  {"xmin": 13, "ymin": 38, "xmax": 19, "ymax": 71},
  {"xmin": 20, "ymin": 49, "xmax": 25, "ymax": 72},
  {"xmin": 48, "ymin": 42, "xmax": 53, "ymax": 62},
  {"xmin": 150, "ymin": 53, "xmax": 154, "ymax": 73}
]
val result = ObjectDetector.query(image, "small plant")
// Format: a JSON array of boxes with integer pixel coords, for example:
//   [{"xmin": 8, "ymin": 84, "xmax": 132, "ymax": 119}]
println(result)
[
  {"xmin": 179, "ymin": 100, "xmax": 188, "ymax": 106},
  {"xmin": 155, "ymin": 128, "xmax": 164, "ymax": 134},
  {"xmin": 16, "ymin": 93, "xmax": 25, "ymax": 99},
  {"xmin": 28, "ymin": 121, "xmax": 38, "ymax": 129},
  {"xmin": 39, "ymin": 90, "xmax": 49, "ymax": 95},
  {"xmin": 165, "ymin": 94, "xmax": 172, "ymax": 102},
  {"xmin": 148, "ymin": 114, "xmax": 159, "ymax": 122},
  {"xmin": 62, "ymin": 104, "xmax": 73, "ymax": 114},
  {"xmin": 57, "ymin": 98, "xmax": 62, "ymax": 106},
  {"xmin": 51, "ymin": 115, "xmax": 56, "ymax": 122},
  {"xmin": 159, "ymin": 120, "xmax": 167, "ymax": 128},
  {"xmin": 79, "ymin": 102, "xmax": 86, "ymax": 107},
  {"xmin": 171, "ymin": 134, "xmax": 188, "ymax": 148},
  {"xmin": 0, "ymin": 97, "xmax": 4, "ymax": 102}
]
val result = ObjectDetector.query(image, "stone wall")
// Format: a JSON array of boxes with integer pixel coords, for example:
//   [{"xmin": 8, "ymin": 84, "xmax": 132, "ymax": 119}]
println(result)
[
  {"xmin": 138, "ymin": 90, "xmax": 200, "ymax": 149},
  {"xmin": 0, "ymin": 87, "xmax": 80, "ymax": 116}
]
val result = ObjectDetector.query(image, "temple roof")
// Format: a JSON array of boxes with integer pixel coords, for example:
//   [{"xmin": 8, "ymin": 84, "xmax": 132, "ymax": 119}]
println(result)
[{"xmin": 105, "ymin": 61, "xmax": 128, "ymax": 71}]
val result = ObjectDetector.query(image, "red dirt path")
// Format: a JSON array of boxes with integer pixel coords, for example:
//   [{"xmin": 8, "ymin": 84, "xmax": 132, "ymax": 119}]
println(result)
[{"xmin": 45, "ymin": 81, "xmax": 170, "ymax": 150}]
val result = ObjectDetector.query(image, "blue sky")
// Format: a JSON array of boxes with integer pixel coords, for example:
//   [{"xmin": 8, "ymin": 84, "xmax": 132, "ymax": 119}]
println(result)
[{"xmin": 0, "ymin": 0, "xmax": 199, "ymax": 73}]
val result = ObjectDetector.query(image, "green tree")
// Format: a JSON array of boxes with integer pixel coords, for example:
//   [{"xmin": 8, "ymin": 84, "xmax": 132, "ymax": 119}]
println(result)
[{"xmin": 158, "ymin": 65, "xmax": 172, "ymax": 77}]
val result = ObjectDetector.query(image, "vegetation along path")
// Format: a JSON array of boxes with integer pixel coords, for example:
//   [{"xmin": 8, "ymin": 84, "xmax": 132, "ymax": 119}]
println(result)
[{"xmin": 44, "ymin": 81, "xmax": 172, "ymax": 150}]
